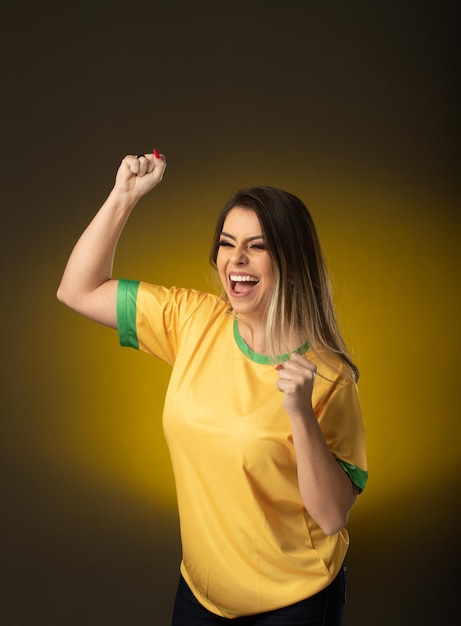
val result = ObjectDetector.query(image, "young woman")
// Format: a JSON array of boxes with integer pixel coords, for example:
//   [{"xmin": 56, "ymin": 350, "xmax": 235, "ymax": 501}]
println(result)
[{"xmin": 57, "ymin": 149, "xmax": 367, "ymax": 625}]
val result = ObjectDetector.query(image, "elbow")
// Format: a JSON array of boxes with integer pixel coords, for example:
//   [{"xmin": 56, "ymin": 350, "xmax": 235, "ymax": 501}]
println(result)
[
  {"xmin": 56, "ymin": 283, "xmax": 72, "ymax": 307},
  {"xmin": 56, "ymin": 280, "xmax": 117, "ymax": 328},
  {"xmin": 301, "ymin": 477, "xmax": 358, "ymax": 536},
  {"xmin": 56, "ymin": 284, "xmax": 65, "ymax": 304},
  {"xmin": 56, "ymin": 282, "xmax": 80, "ymax": 311},
  {"xmin": 316, "ymin": 484, "xmax": 359, "ymax": 535},
  {"xmin": 309, "ymin": 508, "xmax": 350, "ymax": 536},
  {"xmin": 320, "ymin": 516, "xmax": 348, "ymax": 536}
]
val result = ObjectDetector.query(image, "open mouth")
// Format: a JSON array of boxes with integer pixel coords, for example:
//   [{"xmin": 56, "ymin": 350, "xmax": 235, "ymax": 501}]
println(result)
[{"xmin": 229, "ymin": 273, "xmax": 260, "ymax": 296}]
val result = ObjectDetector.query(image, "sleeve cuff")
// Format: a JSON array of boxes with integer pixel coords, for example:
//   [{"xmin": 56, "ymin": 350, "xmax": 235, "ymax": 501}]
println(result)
[
  {"xmin": 116, "ymin": 279, "xmax": 140, "ymax": 349},
  {"xmin": 337, "ymin": 460, "xmax": 368, "ymax": 493}
]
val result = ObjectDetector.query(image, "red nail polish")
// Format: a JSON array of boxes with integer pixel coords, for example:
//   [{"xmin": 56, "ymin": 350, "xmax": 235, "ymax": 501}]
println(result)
[
  {"xmin": 275, "ymin": 364, "xmax": 284, "ymax": 371},
  {"xmin": 153, "ymin": 148, "xmax": 160, "ymax": 158}
]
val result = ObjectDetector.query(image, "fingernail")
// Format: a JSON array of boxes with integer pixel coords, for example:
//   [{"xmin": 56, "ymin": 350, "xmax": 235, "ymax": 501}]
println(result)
[
  {"xmin": 275, "ymin": 364, "xmax": 284, "ymax": 371},
  {"xmin": 153, "ymin": 148, "xmax": 160, "ymax": 158}
]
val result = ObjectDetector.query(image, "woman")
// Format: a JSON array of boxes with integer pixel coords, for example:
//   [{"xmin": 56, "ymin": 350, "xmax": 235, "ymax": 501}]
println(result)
[{"xmin": 57, "ymin": 149, "xmax": 367, "ymax": 625}]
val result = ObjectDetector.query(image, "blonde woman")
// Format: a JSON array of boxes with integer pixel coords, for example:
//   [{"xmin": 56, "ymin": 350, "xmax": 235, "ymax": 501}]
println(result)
[{"xmin": 58, "ymin": 149, "xmax": 367, "ymax": 625}]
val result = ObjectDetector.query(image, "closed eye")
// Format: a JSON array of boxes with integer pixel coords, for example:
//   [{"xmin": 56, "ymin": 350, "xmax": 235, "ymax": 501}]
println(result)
[{"xmin": 218, "ymin": 239, "xmax": 234, "ymax": 247}]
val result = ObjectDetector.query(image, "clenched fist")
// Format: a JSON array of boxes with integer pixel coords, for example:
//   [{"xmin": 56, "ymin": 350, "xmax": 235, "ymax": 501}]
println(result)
[{"xmin": 114, "ymin": 149, "xmax": 167, "ymax": 200}]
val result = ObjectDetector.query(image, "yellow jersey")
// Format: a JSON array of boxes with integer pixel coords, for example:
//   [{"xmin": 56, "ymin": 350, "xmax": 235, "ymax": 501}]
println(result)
[{"xmin": 117, "ymin": 279, "xmax": 368, "ymax": 618}]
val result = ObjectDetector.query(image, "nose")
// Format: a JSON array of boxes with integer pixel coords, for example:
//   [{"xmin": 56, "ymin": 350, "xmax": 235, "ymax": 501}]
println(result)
[{"xmin": 230, "ymin": 245, "xmax": 248, "ymax": 265}]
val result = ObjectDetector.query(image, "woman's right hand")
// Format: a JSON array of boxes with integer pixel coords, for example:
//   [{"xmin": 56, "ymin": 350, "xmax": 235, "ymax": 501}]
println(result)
[{"xmin": 114, "ymin": 150, "xmax": 167, "ymax": 200}]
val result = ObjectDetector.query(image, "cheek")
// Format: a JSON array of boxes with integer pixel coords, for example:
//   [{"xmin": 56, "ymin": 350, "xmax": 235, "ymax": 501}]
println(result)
[{"xmin": 263, "ymin": 259, "xmax": 275, "ymax": 285}]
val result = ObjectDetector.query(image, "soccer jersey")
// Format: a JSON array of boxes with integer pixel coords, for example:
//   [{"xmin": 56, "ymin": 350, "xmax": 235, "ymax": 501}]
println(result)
[{"xmin": 117, "ymin": 279, "xmax": 368, "ymax": 618}]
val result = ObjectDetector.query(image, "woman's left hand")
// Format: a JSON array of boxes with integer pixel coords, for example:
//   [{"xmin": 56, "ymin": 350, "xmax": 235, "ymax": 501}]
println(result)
[{"xmin": 276, "ymin": 352, "xmax": 317, "ymax": 416}]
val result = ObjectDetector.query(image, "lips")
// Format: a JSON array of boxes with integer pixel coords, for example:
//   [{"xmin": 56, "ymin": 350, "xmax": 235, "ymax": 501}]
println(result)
[{"xmin": 229, "ymin": 273, "xmax": 260, "ymax": 296}]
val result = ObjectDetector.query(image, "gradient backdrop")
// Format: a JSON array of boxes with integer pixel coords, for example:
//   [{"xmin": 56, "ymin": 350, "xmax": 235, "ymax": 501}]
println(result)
[{"xmin": 1, "ymin": 2, "xmax": 459, "ymax": 624}]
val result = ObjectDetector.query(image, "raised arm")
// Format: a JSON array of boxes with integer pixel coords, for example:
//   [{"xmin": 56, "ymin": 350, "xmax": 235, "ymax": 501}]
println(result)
[{"xmin": 57, "ymin": 150, "xmax": 166, "ymax": 328}]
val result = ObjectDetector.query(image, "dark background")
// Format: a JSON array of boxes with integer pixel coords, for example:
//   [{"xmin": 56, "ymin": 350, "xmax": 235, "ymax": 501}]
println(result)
[{"xmin": 1, "ymin": 1, "xmax": 460, "ymax": 624}]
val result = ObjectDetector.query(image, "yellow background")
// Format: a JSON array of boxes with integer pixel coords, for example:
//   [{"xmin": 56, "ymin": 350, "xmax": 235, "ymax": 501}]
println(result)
[{"xmin": 1, "ymin": 2, "xmax": 459, "ymax": 624}]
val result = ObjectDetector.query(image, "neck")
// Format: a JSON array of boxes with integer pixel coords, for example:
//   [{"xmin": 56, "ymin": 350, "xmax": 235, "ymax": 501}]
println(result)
[
  {"xmin": 237, "ymin": 317, "xmax": 267, "ymax": 354},
  {"xmin": 237, "ymin": 316, "xmax": 304, "ymax": 356}
]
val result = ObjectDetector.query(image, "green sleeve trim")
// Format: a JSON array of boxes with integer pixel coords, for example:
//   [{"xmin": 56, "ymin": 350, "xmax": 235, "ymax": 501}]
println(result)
[
  {"xmin": 116, "ymin": 279, "xmax": 140, "ymax": 349},
  {"xmin": 337, "ymin": 460, "xmax": 368, "ymax": 493}
]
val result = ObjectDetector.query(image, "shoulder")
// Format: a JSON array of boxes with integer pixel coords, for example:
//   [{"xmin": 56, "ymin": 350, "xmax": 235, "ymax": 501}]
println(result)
[
  {"xmin": 306, "ymin": 348, "xmax": 354, "ymax": 386},
  {"xmin": 136, "ymin": 282, "xmax": 229, "ymax": 320}
]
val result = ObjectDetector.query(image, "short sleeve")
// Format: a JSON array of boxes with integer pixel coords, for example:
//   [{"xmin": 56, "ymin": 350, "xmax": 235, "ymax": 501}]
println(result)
[
  {"xmin": 316, "ymin": 379, "xmax": 368, "ymax": 492},
  {"xmin": 116, "ymin": 279, "xmax": 224, "ymax": 366}
]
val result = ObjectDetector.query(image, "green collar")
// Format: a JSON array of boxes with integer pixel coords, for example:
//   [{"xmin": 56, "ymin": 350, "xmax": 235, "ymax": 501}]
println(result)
[{"xmin": 233, "ymin": 319, "xmax": 309, "ymax": 364}]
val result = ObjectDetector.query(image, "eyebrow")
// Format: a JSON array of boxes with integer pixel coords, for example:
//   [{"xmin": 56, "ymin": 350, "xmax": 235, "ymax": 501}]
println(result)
[{"xmin": 220, "ymin": 231, "xmax": 264, "ymax": 242}]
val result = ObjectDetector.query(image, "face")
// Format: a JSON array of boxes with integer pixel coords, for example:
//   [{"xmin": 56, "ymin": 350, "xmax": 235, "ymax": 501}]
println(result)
[{"xmin": 216, "ymin": 208, "xmax": 275, "ymax": 322}]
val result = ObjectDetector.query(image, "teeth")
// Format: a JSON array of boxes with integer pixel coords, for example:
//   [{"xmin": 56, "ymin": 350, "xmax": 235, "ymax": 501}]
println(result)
[{"xmin": 230, "ymin": 275, "xmax": 259, "ymax": 282}]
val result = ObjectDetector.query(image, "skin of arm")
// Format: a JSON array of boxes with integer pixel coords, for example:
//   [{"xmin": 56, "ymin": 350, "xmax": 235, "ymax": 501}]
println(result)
[
  {"xmin": 56, "ymin": 152, "xmax": 166, "ymax": 327},
  {"xmin": 276, "ymin": 352, "xmax": 359, "ymax": 535}
]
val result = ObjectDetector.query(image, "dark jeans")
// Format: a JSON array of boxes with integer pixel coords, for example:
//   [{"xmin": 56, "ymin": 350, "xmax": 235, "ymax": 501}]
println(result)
[{"xmin": 171, "ymin": 564, "xmax": 347, "ymax": 625}]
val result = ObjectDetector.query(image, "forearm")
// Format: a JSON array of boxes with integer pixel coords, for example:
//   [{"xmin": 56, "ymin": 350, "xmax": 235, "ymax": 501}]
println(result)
[
  {"xmin": 290, "ymin": 409, "xmax": 357, "ymax": 535},
  {"xmin": 57, "ymin": 188, "xmax": 137, "ymax": 325}
]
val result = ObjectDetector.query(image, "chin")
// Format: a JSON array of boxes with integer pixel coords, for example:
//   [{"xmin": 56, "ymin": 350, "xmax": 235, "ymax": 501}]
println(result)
[{"xmin": 230, "ymin": 301, "xmax": 263, "ymax": 319}]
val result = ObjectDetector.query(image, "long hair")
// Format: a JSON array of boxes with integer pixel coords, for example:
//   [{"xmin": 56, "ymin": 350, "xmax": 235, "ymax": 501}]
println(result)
[{"xmin": 210, "ymin": 186, "xmax": 359, "ymax": 381}]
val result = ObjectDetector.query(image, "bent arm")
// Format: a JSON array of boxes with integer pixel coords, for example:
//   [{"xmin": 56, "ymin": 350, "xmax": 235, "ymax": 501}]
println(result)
[
  {"xmin": 57, "ymin": 152, "xmax": 166, "ymax": 328},
  {"xmin": 289, "ymin": 410, "xmax": 359, "ymax": 536},
  {"xmin": 277, "ymin": 353, "xmax": 359, "ymax": 535}
]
